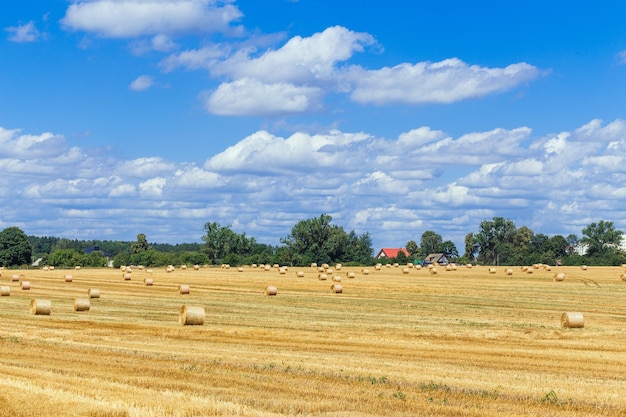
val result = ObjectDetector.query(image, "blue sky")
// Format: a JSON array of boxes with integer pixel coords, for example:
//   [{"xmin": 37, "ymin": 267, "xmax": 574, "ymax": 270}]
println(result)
[{"xmin": 2, "ymin": 0, "xmax": 626, "ymax": 253}]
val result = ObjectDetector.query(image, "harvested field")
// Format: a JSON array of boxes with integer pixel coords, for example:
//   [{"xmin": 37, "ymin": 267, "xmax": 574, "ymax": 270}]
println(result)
[{"xmin": 1, "ymin": 265, "xmax": 626, "ymax": 416}]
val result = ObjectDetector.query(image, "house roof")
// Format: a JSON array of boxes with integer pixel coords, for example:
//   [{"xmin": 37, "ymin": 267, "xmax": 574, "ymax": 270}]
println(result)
[
  {"xmin": 424, "ymin": 253, "xmax": 447, "ymax": 264},
  {"xmin": 376, "ymin": 248, "xmax": 409, "ymax": 258}
]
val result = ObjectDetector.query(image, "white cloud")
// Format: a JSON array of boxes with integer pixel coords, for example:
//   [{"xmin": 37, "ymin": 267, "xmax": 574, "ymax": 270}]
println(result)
[
  {"xmin": 61, "ymin": 0, "xmax": 243, "ymax": 38},
  {"xmin": 5, "ymin": 21, "xmax": 41, "ymax": 42},
  {"xmin": 203, "ymin": 78, "xmax": 324, "ymax": 116},
  {"xmin": 129, "ymin": 75, "xmax": 155, "ymax": 91},
  {"xmin": 617, "ymin": 50, "xmax": 626, "ymax": 65},
  {"xmin": 348, "ymin": 59, "xmax": 541, "ymax": 105}
]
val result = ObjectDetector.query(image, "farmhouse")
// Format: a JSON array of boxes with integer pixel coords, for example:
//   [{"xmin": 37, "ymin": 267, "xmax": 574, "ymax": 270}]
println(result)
[
  {"xmin": 422, "ymin": 253, "xmax": 449, "ymax": 266},
  {"xmin": 375, "ymin": 248, "xmax": 409, "ymax": 259}
]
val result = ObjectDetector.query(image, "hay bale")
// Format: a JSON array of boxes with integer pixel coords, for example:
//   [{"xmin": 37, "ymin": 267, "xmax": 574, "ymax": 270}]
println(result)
[
  {"xmin": 374, "ymin": 264, "xmax": 382, "ymax": 270},
  {"xmin": 346, "ymin": 272, "xmax": 355, "ymax": 279},
  {"xmin": 88, "ymin": 288, "xmax": 100, "ymax": 298},
  {"xmin": 75, "ymin": 265, "xmax": 81, "ymax": 270},
  {"xmin": 415, "ymin": 264, "xmax": 422, "ymax": 270},
  {"xmin": 264, "ymin": 264, "xmax": 271, "ymax": 271},
  {"xmin": 179, "ymin": 284, "xmax": 190, "ymax": 295},
  {"xmin": 265, "ymin": 286, "xmax": 277, "ymax": 296},
  {"xmin": 321, "ymin": 263, "xmax": 329, "ymax": 270},
  {"xmin": 73, "ymin": 298, "xmax": 91, "ymax": 312},
  {"xmin": 64, "ymin": 274, "xmax": 73, "ymax": 283},
  {"xmin": 430, "ymin": 267, "xmax": 438, "ymax": 275},
  {"xmin": 1, "ymin": 286, "xmax": 10, "ymax": 296},
  {"xmin": 621, "ymin": 273, "xmax": 626, "ymax": 282},
  {"xmin": 123, "ymin": 272, "xmax": 132, "ymax": 281},
  {"xmin": 318, "ymin": 273, "xmax": 328, "ymax": 280},
  {"xmin": 29, "ymin": 299, "xmax": 51, "ymax": 315},
  {"xmin": 332, "ymin": 275, "xmax": 342, "ymax": 282},
  {"xmin": 361, "ymin": 268, "xmax": 370, "ymax": 275},
  {"xmin": 561, "ymin": 312, "xmax": 584, "ymax": 328},
  {"xmin": 279, "ymin": 267, "xmax": 287, "ymax": 275},
  {"xmin": 331, "ymin": 283, "xmax": 343, "ymax": 294},
  {"xmin": 310, "ymin": 263, "xmax": 317, "ymax": 268},
  {"xmin": 144, "ymin": 277, "xmax": 154, "ymax": 286},
  {"xmin": 193, "ymin": 264, "xmax": 200, "ymax": 270},
  {"xmin": 489, "ymin": 268, "xmax": 497, "ymax": 274},
  {"xmin": 506, "ymin": 268, "xmax": 513, "ymax": 275},
  {"xmin": 402, "ymin": 267, "xmax": 410, "ymax": 274},
  {"xmin": 296, "ymin": 271, "xmax": 305, "ymax": 277},
  {"xmin": 335, "ymin": 263, "xmax": 342, "ymax": 271},
  {"xmin": 465, "ymin": 264, "xmax": 472, "ymax": 269},
  {"xmin": 21, "ymin": 281, "xmax": 30, "ymax": 290},
  {"xmin": 181, "ymin": 264, "xmax": 188, "ymax": 270},
  {"xmin": 237, "ymin": 267, "xmax": 244, "ymax": 272},
  {"xmin": 581, "ymin": 265, "xmax": 588, "ymax": 270},
  {"xmin": 554, "ymin": 272, "xmax": 565, "ymax": 282},
  {"xmin": 179, "ymin": 305, "xmax": 205, "ymax": 326},
  {"xmin": 11, "ymin": 274, "xmax": 19, "ymax": 282},
  {"xmin": 445, "ymin": 265, "xmax": 452, "ymax": 271}
]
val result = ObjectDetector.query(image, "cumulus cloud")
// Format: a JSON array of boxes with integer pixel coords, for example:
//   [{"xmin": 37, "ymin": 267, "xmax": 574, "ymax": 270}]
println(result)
[
  {"xmin": 129, "ymin": 75, "xmax": 155, "ymax": 91},
  {"xmin": 5, "ymin": 118, "xmax": 626, "ymax": 248},
  {"xmin": 61, "ymin": 0, "xmax": 243, "ymax": 38},
  {"xmin": 5, "ymin": 21, "xmax": 41, "ymax": 42}
]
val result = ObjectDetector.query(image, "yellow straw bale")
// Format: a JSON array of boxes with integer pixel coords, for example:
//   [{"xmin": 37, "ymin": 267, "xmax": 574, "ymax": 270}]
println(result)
[
  {"xmin": 11, "ymin": 274, "xmax": 19, "ymax": 282},
  {"xmin": 296, "ymin": 271, "xmax": 305, "ymax": 277},
  {"xmin": 64, "ymin": 274, "xmax": 73, "ymax": 283},
  {"xmin": 331, "ymin": 284, "xmax": 343, "ymax": 294},
  {"xmin": 144, "ymin": 278, "xmax": 154, "ymax": 286},
  {"xmin": 554, "ymin": 272, "xmax": 565, "ymax": 282},
  {"xmin": 123, "ymin": 272, "xmax": 132, "ymax": 281},
  {"xmin": 179, "ymin": 284, "xmax": 190, "ymax": 295},
  {"xmin": 506, "ymin": 268, "xmax": 513, "ymax": 275},
  {"xmin": 430, "ymin": 267, "xmax": 438, "ymax": 275},
  {"xmin": 73, "ymin": 298, "xmax": 91, "ymax": 312},
  {"xmin": 561, "ymin": 312, "xmax": 584, "ymax": 328},
  {"xmin": 179, "ymin": 305, "xmax": 205, "ymax": 326},
  {"xmin": 402, "ymin": 267, "xmax": 410, "ymax": 274},
  {"xmin": 346, "ymin": 272, "xmax": 355, "ymax": 279},
  {"xmin": 29, "ymin": 299, "xmax": 51, "ymax": 315},
  {"xmin": 318, "ymin": 273, "xmax": 328, "ymax": 280},
  {"xmin": 489, "ymin": 268, "xmax": 497, "ymax": 274},
  {"xmin": 362, "ymin": 268, "xmax": 370, "ymax": 275},
  {"xmin": 1, "ymin": 286, "xmax": 10, "ymax": 296},
  {"xmin": 88, "ymin": 288, "xmax": 100, "ymax": 298},
  {"xmin": 21, "ymin": 281, "xmax": 30, "ymax": 290},
  {"xmin": 265, "ymin": 286, "xmax": 277, "ymax": 296}
]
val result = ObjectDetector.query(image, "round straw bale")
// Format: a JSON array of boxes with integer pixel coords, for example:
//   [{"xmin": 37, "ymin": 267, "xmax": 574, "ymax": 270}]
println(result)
[
  {"xmin": 544, "ymin": 265, "xmax": 552, "ymax": 271},
  {"xmin": 179, "ymin": 305, "xmax": 205, "ymax": 326},
  {"xmin": 179, "ymin": 284, "xmax": 190, "ymax": 295},
  {"xmin": 346, "ymin": 272, "xmax": 355, "ymax": 279},
  {"xmin": 29, "ymin": 299, "xmax": 51, "ymax": 315},
  {"xmin": 64, "ymin": 274, "xmax": 73, "ymax": 283},
  {"xmin": 43, "ymin": 266, "xmax": 49, "ymax": 271},
  {"xmin": 181, "ymin": 264, "xmax": 187, "ymax": 270},
  {"xmin": 581, "ymin": 265, "xmax": 588, "ymax": 270},
  {"xmin": 75, "ymin": 265, "xmax": 81, "ymax": 270},
  {"xmin": 374, "ymin": 264, "xmax": 382, "ymax": 270},
  {"xmin": 321, "ymin": 263, "xmax": 329, "ymax": 270},
  {"xmin": 1, "ymin": 286, "xmax": 10, "ymax": 296},
  {"xmin": 73, "ymin": 298, "xmax": 91, "ymax": 312},
  {"xmin": 193, "ymin": 264, "xmax": 200, "ymax": 270},
  {"xmin": 505, "ymin": 268, "xmax": 513, "ymax": 275},
  {"xmin": 445, "ymin": 265, "xmax": 452, "ymax": 271},
  {"xmin": 21, "ymin": 281, "xmax": 30, "ymax": 290},
  {"xmin": 466, "ymin": 264, "xmax": 472, "ymax": 269},
  {"xmin": 415, "ymin": 264, "xmax": 422, "ymax": 270},
  {"xmin": 526, "ymin": 268, "xmax": 533, "ymax": 274},
  {"xmin": 332, "ymin": 275, "xmax": 342, "ymax": 282},
  {"xmin": 237, "ymin": 267, "xmax": 244, "ymax": 272},
  {"xmin": 11, "ymin": 274, "xmax": 19, "ymax": 282},
  {"xmin": 264, "ymin": 264, "xmax": 271, "ymax": 271},
  {"xmin": 402, "ymin": 267, "xmax": 410, "ymax": 274},
  {"xmin": 296, "ymin": 271, "xmax": 305, "ymax": 277},
  {"xmin": 430, "ymin": 267, "xmax": 438, "ymax": 275},
  {"xmin": 489, "ymin": 268, "xmax": 497, "ymax": 274},
  {"xmin": 310, "ymin": 263, "xmax": 317, "ymax": 268},
  {"xmin": 50, "ymin": 266, "xmax": 54, "ymax": 270},
  {"xmin": 318, "ymin": 273, "xmax": 328, "ymax": 280},
  {"xmin": 621, "ymin": 273, "xmax": 626, "ymax": 282},
  {"xmin": 123, "ymin": 272, "xmax": 132, "ymax": 281},
  {"xmin": 88, "ymin": 288, "xmax": 100, "ymax": 298},
  {"xmin": 554, "ymin": 272, "xmax": 565, "ymax": 282},
  {"xmin": 335, "ymin": 263, "xmax": 342, "ymax": 271},
  {"xmin": 331, "ymin": 283, "xmax": 343, "ymax": 293},
  {"xmin": 362, "ymin": 268, "xmax": 370, "ymax": 275},
  {"xmin": 561, "ymin": 312, "xmax": 584, "ymax": 328},
  {"xmin": 144, "ymin": 277, "xmax": 154, "ymax": 286},
  {"xmin": 265, "ymin": 285, "xmax": 277, "ymax": 296},
  {"xmin": 279, "ymin": 267, "xmax": 287, "ymax": 275}
]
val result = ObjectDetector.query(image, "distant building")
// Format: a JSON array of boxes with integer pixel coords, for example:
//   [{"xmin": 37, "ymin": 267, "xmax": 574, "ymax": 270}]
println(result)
[
  {"xmin": 422, "ymin": 253, "xmax": 449, "ymax": 266},
  {"xmin": 375, "ymin": 248, "xmax": 409, "ymax": 259},
  {"xmin": 85, "ymin": 245, "xmax": 110, "ymax": 258}
]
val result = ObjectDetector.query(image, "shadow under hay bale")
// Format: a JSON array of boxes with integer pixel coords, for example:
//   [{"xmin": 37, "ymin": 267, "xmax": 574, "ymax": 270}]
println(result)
[
  {"xmin": 561, "ymin": 312, "xmax": 584, "ymax": 328},
  {"xmin": 179, "ymin": 305, "xmax": 205, "ymax": 326},
  {"xmin": 30, "ymin": 299, "xmax": 51, "ymax": 315},
  {"xmin": 73, "ymin": 298, "xmax": 91, "ymax": 312},
  {"xmin": 265, "ymin": 286, "xmax": 277, "ymax": 296}
]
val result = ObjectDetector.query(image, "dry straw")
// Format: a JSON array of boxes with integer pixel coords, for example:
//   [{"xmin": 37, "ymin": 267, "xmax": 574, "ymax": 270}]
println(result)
[
  {"xmin": 430, "ymin": 268, "xmax": 438, "ymax": 275},
  {"xmin": 554, "ymin": 272, "xmax": 565, "ymax": 282},
  {"xmin": 265, "ymin": 286, "xmax": 277, "ymax": 296},
  {"xmin": 179, "ymin": 284, "xmax": 190, "ymax": 295},
  {"xmin": 237, "ymin": 267, "xmax": 244, "ymax": 272},
  {"xmin": 335, "ymin": 263, "xmax": 342, "ymax": 271},
  {"xmin": 1, "ymin": 286, "xmax": 10, "ymax": 296},
  {"xmin": 402, "ymin": 267, "xmax": 410, "ymax": 274},
  {"xmin": 561, "ymin": 312, "xmax": 584, "ymax": 328},
  {"xmin": 30, "ymin": 299, "xmax": 51, "ymax": 315},
  {"xmin": 318, "ymin": 273, "xmax": 328, "ymax": 280},
  {"xmin": 21, "ymin": 281, "xmax": 31, "ymax": 290},
  {"xmin": 11, "ymin": 274, "xmax": 19, "ymax": 282},
  {"xmin": 179, "ymin": 305, "xmax": 205, "ymax": 326},
  {"xmin": 193, "ymin": 264, "xmax": 200, "ymax": 270},
  {"xmin": 362, "ymin": 268, "xmax": 370, "ymax": 275},
  {"xmin": 506, "ymin": 268, "xmax": 513, "ymax": 275},
  {"xmin": 88, "ymin": 288, "xmax": 100, "ymax": 298},
  {"xmin": 296, "ymin": 271, "xmax": 305, "ymax": 277},
  {"xmin": 123, "ymin": 272, "xmax": 132, "ymax": 281},
  {"xmin": 332, "ymin": 275, "xmax": 342, "ymax": 282},
  {"xmin": 64, "ymin": 274, "xmax": 73, "ymax": 283},
  {"xmin": 144, "ymin": 278, "xmax": 154, "ymax": 286},
  {"xmin": 331, "ymin": 284, "xmax": 343, "ymax": 293},
  {"xmin": 346, "ymin": 272, "xmax": 355, "ymax": 279},
  {"xmin": 621, "ymin": 273, "xmax": 626, "ymax": 282},
  {"xmin": 73, "ymin": 298, "xmax": 91, "ymax": 312},
  {"xmin": 489, "ymin": 268, "xmax": 497, "ymax": 274},
  {"xmin": 581, "ymin": 265, "xmax": 588, "ymax": 270}
]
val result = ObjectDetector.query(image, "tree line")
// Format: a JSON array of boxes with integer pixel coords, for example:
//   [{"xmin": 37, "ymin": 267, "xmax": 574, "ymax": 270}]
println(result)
[{"xmin": 0, "ymin": 215, "xmax": 624, "ymax": 268}]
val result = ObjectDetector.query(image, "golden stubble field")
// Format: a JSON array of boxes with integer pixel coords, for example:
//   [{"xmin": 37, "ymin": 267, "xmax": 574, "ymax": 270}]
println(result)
[{"xmin": 1, "ymin": 263, "xmax": 625, "ymax": 417}]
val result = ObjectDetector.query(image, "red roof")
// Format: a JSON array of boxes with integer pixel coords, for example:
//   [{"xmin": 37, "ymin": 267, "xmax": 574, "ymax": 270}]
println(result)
[{"xmin": 376, "ymin": 248, "xmax": 409, "ymax": 258}]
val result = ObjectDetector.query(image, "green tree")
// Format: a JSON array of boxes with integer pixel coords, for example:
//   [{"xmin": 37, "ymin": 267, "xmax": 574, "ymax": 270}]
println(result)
[
  {"xmin": 463, "ymin": 233, "xmax": 477, "ymax": 263},
  {"xmin": 0, "ymin": 227, "xmax": 33, "ymax": 267},
  {"xmin": 130, "ymin": 233, "xmax": 151, "ymax": 254},
  {"xmin": 580, "ymin": 220, "xmax": 624, "ymax": 257},
  {"xmin": 439, "ymin": 240, "xmax": 459, "ymax": 260},
  {"xmin": 419, "ymin": 230, "xmax": 442, "ymax": 256},
  {"xmin": 474, "ymin": 217, "xmax": 516, "ymax": 265},
  {"xmin": 48, "ymin": 249, "xmax": 86, "ymax": 268},
  {"xmin": 405, "ymin": 240, "xmax": 419, "ymax": 258}
]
